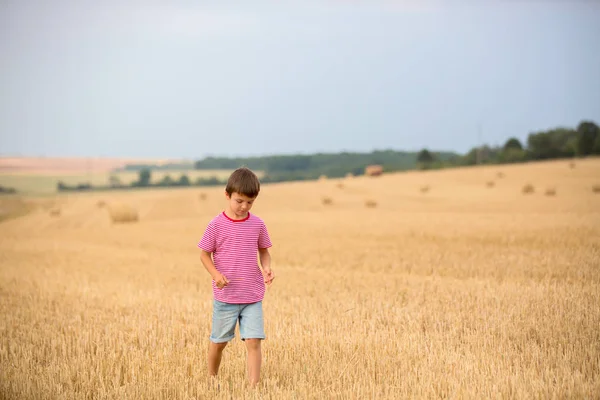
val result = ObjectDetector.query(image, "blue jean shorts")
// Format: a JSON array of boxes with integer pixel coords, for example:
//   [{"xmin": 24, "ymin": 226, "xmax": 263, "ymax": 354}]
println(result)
[{"xmin": 210, "ymin": 300, "xmax": 265, "ymax": 343}]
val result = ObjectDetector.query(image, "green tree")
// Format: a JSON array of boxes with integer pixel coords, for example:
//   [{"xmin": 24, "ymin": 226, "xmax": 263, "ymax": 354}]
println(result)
[
  {"xmin": 159, "ymin": 175, "xmax": 174, "ymax": 186},
  {"xmin": 594, "ymin": 133, "xmax": 600, "ymax": 154},
  {"xmin": 137, "ymin": 168, "xmax": 152, "ymax": 186},
  {"xmin": 576, "ymin": 121, "xmax": 600, "ymax": 156},
  {"xmin": 503, "ymin": 137, "xmax": 523, "ymax": 151},
  {"xmin": 178, "ymin": 174, "xmax": 191, "ymax": 186},
  {"xmin": 527, "ymin": 128, "xmax": 577, "ymax": 160},
  {"xmin": 417, "ymin": 149, "xmax": 434, "ymax": 163}
]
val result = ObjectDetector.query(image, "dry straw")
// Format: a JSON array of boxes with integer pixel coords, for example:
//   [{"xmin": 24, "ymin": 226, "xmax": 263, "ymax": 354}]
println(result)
[{"xmin": 107, "ymin": 203, "xmax": 139, "ymax": 223}]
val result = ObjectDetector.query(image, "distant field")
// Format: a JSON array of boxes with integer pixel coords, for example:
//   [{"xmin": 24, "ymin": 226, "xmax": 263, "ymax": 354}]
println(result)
[
  {"xmin": 0, "ymin": 169, "xmax": 263, "ymax": 195},
  {"xmin": 1, "ymin": 158, "xmax": 599, "ymax": 399}
]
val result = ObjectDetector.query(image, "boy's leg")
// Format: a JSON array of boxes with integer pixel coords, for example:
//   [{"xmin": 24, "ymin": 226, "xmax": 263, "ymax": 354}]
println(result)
[
  {"xmin": 239, "ymin": 301, "xmax": 265, "ymax": 386},
  {"xmin": 208, "ymin": 341, "xmax": 228, "ymax": 376},
  {"xmin": 245, "ymin": 339, "xmax": 261, "ymax": 386},
  {"xmin": 208, "ymin": 300, "xmax": 239, "ymax": 377}
]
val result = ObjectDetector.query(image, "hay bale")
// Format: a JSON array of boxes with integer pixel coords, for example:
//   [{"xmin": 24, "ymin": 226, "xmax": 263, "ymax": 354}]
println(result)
[
  {"xmin": 108, "ymin": 203, "xmax": 139, "ymax": 223},
  {"xmin": 318, "ymin": 175, "xmax": 328, "ymax": 182},
  {"xmin": 199, "ymin": 193, "xmax": 207, "ymax": 201},
  {"xmin": 545, "ymin": 187, "xmax": 556, "ymax": 196},
  {"xmin": 365, "ymin": 199, "xmax": 377, "ymax": 208},
  {"xmin": 522, "ymin": 184, "xmax": 535, "ymax": 194},
  {"xmin": 420, "ymin": 185, "xmax": 430, "ymax": 193},
  {"xmin": 496, "ymin": 171, "xmax": 505, "ymax": 178},
  {"xmin": 486, "ymin": 181, "xmax": 495, "ymax": 188},
  {"xmin": 345, "ymin": 173, "xmax": 354, "ymax": 179},
  {"xmin": 96, "ymin": 200, "xmax": 106, "ymax": 208},
  {"xmin": 49, "ymin": 208, "xmax": 61, "ymax": 217},
  {"xmin": 335, "ymin": 182, "xmax": 345, "ymax": 189},
  {"xmin": 592, "ymin": 184, "xmax": 600, "ymax": 194},
  {"xmin": 365, "ymin": 165, "xmax": 383, "ymax": 177},
  {"xmin": 569, "ymin": 161, "xmax": 576, "ymax": 169},
  {"xmin": 321, "ymin": 196, "xmax": 333, "ymax": 205}
]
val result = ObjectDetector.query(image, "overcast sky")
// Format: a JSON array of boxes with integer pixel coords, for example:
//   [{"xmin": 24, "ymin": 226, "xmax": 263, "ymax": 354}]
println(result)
[{"xmin": 1, "ymin": 1, "xmax": 599, "ymax": 159}]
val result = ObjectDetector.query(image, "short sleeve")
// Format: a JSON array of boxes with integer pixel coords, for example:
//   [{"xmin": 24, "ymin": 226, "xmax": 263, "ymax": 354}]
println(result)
[
  {"xmin": 198, "ymin": 221, "xmax": 217, "ymax": 252},
  {"xmin": 258, "ymin": 221, "xmax": 272, "ymax": 249}
]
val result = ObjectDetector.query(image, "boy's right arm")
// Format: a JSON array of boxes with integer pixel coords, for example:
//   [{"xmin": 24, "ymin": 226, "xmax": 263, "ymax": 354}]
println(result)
[{"xmin": 200, "ymin": 250, "xmax": 229, "ymax": 289}]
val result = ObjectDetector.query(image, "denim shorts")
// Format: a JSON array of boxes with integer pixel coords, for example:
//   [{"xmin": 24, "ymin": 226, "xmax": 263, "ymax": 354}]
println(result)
[{"xmin": 210, "ymin": 300, "xmax": 265, "ymax": 343}]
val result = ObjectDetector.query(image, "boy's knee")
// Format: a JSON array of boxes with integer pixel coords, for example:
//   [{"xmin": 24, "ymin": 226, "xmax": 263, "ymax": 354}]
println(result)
[
  {"xmin": 244, "ymin": 338, "xmax": 261, "ymax": 351},
  {"xmin": 211, "ymin": 341, "xmax": 228, "ymax": 351}
]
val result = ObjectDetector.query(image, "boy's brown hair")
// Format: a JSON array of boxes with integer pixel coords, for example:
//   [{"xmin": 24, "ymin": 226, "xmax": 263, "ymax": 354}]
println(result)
[{"xmin": 225, "ymin": 167, "xmax": 260, "ymax": 198}]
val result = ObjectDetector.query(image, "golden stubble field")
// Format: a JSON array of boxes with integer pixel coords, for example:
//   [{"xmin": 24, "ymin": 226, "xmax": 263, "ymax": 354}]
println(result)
[{"xmin": 1, "ymin": 159, "xmax": 599, "ymax": 399}]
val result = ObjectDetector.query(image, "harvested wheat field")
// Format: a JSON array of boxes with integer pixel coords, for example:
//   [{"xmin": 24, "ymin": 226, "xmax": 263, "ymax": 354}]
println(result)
[{"xmin": 1, "ymin": 158, "xmax": 599, "ymax": 399}]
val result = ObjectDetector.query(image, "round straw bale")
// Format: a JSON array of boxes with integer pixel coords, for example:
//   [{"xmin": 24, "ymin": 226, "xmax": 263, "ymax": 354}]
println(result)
[
  {"xmin": 365, "ymin": 165, "xmax": 383, "ymax": 177},
  {"xmin": 365, "ymin": 199, "xmax": 377, "ymax": 208},
  {"xmin": 522, "ymin": 184, "xmax": 535, "ymax": 194},
  {"xmin": 108, "ymin": 203, "xmax": 139, "ymax": 223},
  {"xmin": 321, "ymin": 196, "xmax": 333, "ymax": 205}
]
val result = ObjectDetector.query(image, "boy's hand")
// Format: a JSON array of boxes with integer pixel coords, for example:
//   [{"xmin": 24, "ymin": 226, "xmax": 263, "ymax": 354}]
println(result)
[
  {"xmin": 213, "ymin": 273, "xmax": 229, "ymax": 289},
  {"xmin": 263, "ymin": 267, "xmax": 275, "ymax": 286}
]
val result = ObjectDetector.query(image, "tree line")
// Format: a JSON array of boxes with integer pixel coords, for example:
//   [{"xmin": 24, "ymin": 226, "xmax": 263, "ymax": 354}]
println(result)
[
  {"xmin": 56, "ymin": 119, "xmax": 599, "ymax": 193},
  {"xmin": 416, "ymin": 120, "xmax": 599, "ymax": 169}
]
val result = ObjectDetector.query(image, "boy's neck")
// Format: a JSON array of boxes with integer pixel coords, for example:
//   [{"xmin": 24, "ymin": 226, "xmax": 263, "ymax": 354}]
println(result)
[{"xmin": 224, "ymin": 209, "xmax": 249, "ymax": 221}]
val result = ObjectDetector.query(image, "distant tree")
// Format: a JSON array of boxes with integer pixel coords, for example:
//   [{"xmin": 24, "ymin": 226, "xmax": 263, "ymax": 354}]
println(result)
[
  {"xmin": 594, "ymin": 132, "xmax": 600, "ymax": 155},
  {"xmin": 137, "ymin": 168, "xmax": 152, "ymax": 186},
  {"xmin": 499, "ymin": 148, "xmax": 526, "ymax": 163},
  {"xmin": 503, "ymin": 137, "xmax": 523, "ymax": 151},
  {"xmin": 499, "ymin": 138, "xmax": 525, "ymax": 163},
  {"xmin": 417, "ymin": 149, "xmax": 434, "ymax": 164},
  {"xmin": 178, "ymin": 174, "xmax": 191, "ymax": 186},
  {"xmin": 109, "ymin": 175, "xmax": 122, "ymax": 187},
  {"xmin": 0, "ymin": 185, "xmax": 17, "ymax": 194},
  {"xmin": 576, "ymin": 121, "xmax": 600, "ymax": 156},
  {"xmin": 159, "ymin": 175, "xmax": 174, "ymax": 186},
  {"xmin": 527, "ymin": 128, "xmax": 577, "ymax": 160}
]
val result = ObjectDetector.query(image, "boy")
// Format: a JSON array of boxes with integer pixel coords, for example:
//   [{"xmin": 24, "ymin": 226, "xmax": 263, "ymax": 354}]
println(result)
[{"xmin": 197, "ymin": 167, "xmax": 275, "ymax": 387}]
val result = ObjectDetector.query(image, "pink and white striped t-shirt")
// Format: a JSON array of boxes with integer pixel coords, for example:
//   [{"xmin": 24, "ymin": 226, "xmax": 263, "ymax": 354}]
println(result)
[{"xmin": 198, "ymin": 212, "xmax": 272, "ymax": 304}]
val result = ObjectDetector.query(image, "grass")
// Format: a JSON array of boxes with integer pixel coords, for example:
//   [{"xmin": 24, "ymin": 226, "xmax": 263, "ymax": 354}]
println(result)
[
  {"xmin": 1, "ymin": 158, "xmax": 599, "ymax": 399},
  {"xmin": 0, "ymin": 170, "xmax": 260, "ymax": 195}
]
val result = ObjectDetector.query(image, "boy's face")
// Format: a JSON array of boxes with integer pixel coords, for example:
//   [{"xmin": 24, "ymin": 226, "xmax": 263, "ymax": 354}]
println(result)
[{"xmin": 225, "ymin": 191, "xmax": 256, "ymax": 219}]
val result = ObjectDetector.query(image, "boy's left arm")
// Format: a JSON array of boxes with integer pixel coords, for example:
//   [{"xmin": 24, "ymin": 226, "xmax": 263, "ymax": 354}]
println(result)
[{"xmin": 258, "ymin": 248, "xmax": 274, "ymax": 285}]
